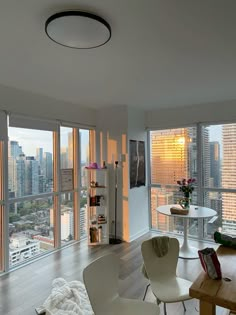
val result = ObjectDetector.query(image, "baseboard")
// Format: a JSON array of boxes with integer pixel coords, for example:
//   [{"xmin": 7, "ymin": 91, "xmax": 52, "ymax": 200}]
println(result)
[{"xmin": 129, "ymin": 227, "xmax": 150, "ymax": 242}]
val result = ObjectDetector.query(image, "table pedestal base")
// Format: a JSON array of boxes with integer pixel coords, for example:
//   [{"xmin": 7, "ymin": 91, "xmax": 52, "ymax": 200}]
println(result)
[
  {"xmin": 179, "ymin": 219, "xmax": 199, "ymax": 259},
  {"xmin": 179, "ymin": 243, "xmax": 199, "ymax": 259}
]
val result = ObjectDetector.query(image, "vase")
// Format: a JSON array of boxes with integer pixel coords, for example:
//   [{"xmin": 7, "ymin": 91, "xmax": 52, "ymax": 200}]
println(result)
[{"xmin": 179, "ymin": 194, "xmax": 191, "ymax": 209}]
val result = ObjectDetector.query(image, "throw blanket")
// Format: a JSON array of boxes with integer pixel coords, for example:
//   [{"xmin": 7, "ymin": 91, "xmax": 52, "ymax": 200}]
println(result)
[
  {"xmin": 37, "ymin": 278, "xmax": 94, "ymax": 315},
  {"xmin": 142, "ymin": 236, "xmax": 170, "ymax": 279}
]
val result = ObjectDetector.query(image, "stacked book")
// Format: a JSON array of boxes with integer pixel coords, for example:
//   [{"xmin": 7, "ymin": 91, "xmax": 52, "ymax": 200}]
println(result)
[{"xmin": 97, "ymin": 214, "xmax": 107, "ymax": 224}]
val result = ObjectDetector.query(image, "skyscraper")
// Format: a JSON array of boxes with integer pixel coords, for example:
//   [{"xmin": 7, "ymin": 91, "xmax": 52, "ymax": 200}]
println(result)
[
  {"xmin": 16, "ymin": 154, "xmax": 26, "ymax": 197},
  {"xmin": 209, "ymin": 141, "xmax": 221, "ymax": 187},
  {"xmin": 222, "ymin": 124, "xmax": 236, "ymax": 233},
  {"xmin": 43, "ymin": 152, "xmax": 53, "ymax": 181},
  {"xmin": 8, "ymin": 140, "xmax": 23, "ymax": 195},
  {"xmin": 68, "ymin": 132, "xmax": 73, "ymax": 169},
  {"xmin": 36, "ymin": 147, "xmax": 43, "ymax": 174},
  {"xmin": 25, "ymin": 156, "xmax": 39, "ymax": 195}
]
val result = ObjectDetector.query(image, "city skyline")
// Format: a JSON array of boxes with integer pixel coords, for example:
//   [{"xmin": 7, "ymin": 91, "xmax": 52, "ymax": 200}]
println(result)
[{"xmin": 8, "ymin": 127, "xmax": 89, "ymax": 162}]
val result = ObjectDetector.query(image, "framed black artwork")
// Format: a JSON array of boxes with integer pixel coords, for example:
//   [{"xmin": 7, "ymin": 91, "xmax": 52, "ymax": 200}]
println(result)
[{"xmin": 129, "ymin": 140, "xmax": 145, "ymax": 189}]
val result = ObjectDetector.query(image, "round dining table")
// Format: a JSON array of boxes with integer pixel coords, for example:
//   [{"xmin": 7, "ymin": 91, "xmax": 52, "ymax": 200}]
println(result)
[{"xmin": 157, "ymin": 204, "xmax": 217, "ymax": 259}]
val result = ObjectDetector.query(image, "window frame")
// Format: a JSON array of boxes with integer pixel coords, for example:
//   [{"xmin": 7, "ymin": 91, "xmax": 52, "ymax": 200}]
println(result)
[
  {"xmin": 1, "ymin": 116, "xmax": 93, "ymax": 273},
  {"xmin": 149, "ymin": 121, "xmax": 236, "ymax": 242}
]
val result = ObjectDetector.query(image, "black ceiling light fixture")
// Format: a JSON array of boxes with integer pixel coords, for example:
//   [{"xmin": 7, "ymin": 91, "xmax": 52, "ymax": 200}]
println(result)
[{"xmin": 45, "ymin": 10, "xmax": 111, "ymax": 49}]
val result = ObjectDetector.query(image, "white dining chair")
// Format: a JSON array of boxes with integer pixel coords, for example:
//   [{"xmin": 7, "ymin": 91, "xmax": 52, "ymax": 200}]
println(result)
[
  {"xmin": 83, "ymin": 253, "xmax": 160, "ymax": 315},
  {"xmin": 141, "ymin": 237, "xmax": 193, "ymax": 315}
]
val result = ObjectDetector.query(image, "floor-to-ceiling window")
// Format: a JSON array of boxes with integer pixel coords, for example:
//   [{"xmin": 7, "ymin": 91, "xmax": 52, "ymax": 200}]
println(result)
[
  {"xmin": 8, "ymin": 125, "xmax": 55, "ymax": 267},
  {"xmin": 150, "ymin": 127, "xmax": 198, "ymax": 239},
  {"xmin": 150, "ymin": 123, "xmax": 236, "ymax": 240},
  {"xmin": 79, "ymin": 129, "xmax": 90, "ymax": 239},
  {"xmin": 202, "ymin": 123, "xmax": 236, "ymax": 239},
  {"xmin": 60, "ymin": 127, "xmax": 75, "ymax": 244},
  {"xmin": 0, "ymin": 112, "xmax": 93, "ymax": 273}
]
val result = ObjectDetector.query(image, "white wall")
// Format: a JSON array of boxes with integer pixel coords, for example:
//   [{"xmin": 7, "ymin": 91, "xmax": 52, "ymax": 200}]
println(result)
[
  {"xmin": 128, "ymin": 107, "xmax": 149, "ymax": 241},
  {"xmin": 146, "ymin": 99, "xmax": 236, "ymax": 129},
  {"xmin": 96, "ymin": 106, "xmax": 129, "ymax": 240},
  {"xmin": 0, "ymin": 84, "xmax": 96, "ymax": 126},
  {"xmin": 96, "ymin": 106, "xmax": 149, "ymax": 242}
]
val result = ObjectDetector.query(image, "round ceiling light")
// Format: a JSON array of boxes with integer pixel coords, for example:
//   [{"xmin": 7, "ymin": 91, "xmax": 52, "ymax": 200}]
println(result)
[{"xmin": 45, "ymin": 11, "xmax": 111, "ymax": 49}]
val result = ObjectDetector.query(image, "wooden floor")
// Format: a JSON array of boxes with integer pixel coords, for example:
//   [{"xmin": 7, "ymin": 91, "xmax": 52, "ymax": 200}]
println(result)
[{"xmin": 0, "ymin": 232, "xmax": 230, "ymax": 315}]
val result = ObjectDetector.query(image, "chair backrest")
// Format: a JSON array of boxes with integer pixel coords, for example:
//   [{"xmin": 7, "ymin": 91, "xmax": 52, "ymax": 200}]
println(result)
[
  {"xmin": 141, "ymin": 237, "xmax": 179, "ymax": 281},
  {"xmin": 83, "ymin": 253, "xmax": 120, "ymax": 313}
]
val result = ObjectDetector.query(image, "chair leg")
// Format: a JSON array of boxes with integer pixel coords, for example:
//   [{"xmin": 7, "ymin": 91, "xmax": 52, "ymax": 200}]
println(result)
[
  {"xmin": 143, "ymin": 283, "xmax": 150, "ymax": 301},
  {"xmin": 182, "ymin": 301, "xmax": 186, "ymax": 312},
  {"xmin": 164, "ymin": 303, "xmax": 167, "ymax": 315}
]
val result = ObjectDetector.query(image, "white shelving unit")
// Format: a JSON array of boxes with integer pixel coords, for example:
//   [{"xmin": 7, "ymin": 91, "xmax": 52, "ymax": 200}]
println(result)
[{"xmin": 86, "ymin": 168, "xmax": 109, "ymax": 245}]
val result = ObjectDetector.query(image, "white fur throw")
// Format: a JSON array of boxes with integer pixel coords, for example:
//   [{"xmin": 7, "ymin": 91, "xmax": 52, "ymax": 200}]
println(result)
[{"xmin": 38, "ymin": 278, "xmax": 94, "ymax": 315}]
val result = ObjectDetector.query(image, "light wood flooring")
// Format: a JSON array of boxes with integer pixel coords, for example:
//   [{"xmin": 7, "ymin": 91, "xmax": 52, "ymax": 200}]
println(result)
[{"xmin": 0, "ymin": 232, "xmax": 230, "ymax": 315}]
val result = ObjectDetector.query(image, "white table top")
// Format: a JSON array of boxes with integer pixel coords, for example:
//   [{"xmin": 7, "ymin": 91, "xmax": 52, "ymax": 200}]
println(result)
[{"xmin": 157, "ymin": 204, "xmax": 217, "ymax": 219}]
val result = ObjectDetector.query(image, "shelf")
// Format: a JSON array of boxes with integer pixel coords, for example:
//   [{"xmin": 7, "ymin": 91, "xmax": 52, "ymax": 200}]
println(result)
[
  {"xmin": 90, "ymin": 186, "xmax": 106, "ymax": 189},
  {"xmin": 86, "ymin": 167, "xmax": 109, "ymax": 246}
]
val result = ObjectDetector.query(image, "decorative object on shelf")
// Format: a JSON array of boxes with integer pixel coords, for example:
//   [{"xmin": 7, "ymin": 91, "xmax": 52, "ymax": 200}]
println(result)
[
  {"xmin": 85, "ymin": 162, "xmax": 100, "ymax": 169},
  {"xmin": 109, "ymin": 161, "xmax": 122, "ymax": 244},
  {"xmin": 89, "ymin": 195, "xmax": 103, "ymax": 206},
  {"xmin": 97, "ymin": 214, "xmax": 107, "ymax": 224},
  {"xmin": 102, "ymin": 161, "xmax": 107, "ymax": 169},
  {"xmin": 98, "ymin": 226, "xmax": 102, "ymax": 242},
  {"xmin": 177, "ymin": 178, "xmax": 196, "ymax": 209},
  {"xmin": 90, "ymin": 227, "xmax": 98, "ymax": 243}
]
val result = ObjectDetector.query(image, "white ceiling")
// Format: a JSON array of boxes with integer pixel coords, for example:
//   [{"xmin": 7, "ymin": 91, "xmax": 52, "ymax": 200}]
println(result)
[{"xmin": 1, "ymin": 0, "xmax": 236, "ymax": 111}]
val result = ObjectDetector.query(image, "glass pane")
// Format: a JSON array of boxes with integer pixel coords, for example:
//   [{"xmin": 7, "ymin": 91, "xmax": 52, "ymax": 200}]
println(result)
[
  {"xmin": 9, "ymin": 197, "xmax": 54, "ymax": 268},
  {"xmin": 150, "ymin": 128, "xmax": 197, "ymax": 185},
  {"xmin": 61, "ymin": 192, "xmax": 74, "ymax": 244},
  {"xmin": 60, "ymin": 127, "xmax": 73, "ymax": 169},
  {"xmin": 8, "ymin": 127, "xmax": 53, "ymax": 198},
  {"xmin": 150, "ymin": 127, "xmax": 198, "ymax": 236},
  {"xmin": 203, "ymin": 123, "xmax": 236, "ymax": 238},
  {"xmin": 151, "ymin": 187, "xmax": 198, "ymax": 238},
  {"xmin": 80, "ymin": 129, "xmax": 90, "ymax": 239}
]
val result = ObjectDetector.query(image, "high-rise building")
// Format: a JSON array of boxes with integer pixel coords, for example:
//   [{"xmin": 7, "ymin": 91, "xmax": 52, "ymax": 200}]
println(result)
[
  {"xmin": 15, "ymin": 154, "xmax": 39, "ymax": 197},
  {"xmin": 25, "ymin": 156, "xmax": 39, "ymax": 195},
  {"xmin": 9, "ymin": 140, "xmax": 23, "ymax": 159},
  {"xmin": 61, "ymin": 207, "xmax": 74, "ymax": 240},
  {"xmin": 16, "ymin": 154, "xmax": 26, "ymax": 197},
  {"xmin": 61, "ymin": 147, "xmax": 68, "ymax": 169},
  {"xmin": 150, "ymin": 128, "xmax": 193, "ymax": 230},
  {"xmin": 8, "ymin": 156, "xmax": 17, "ymax": 194},
  {"xmin": 8, "ymin": 140, "xmax": 23, "ymax": 195},
  {"xmin": 222, "ymin": 124, "xmax": 236, "ymax": 233},
  {"xmin": 209, "ymin": 142, "xmax": 221, "ymax": 187},
  {"xmin": 36, "ymin": 147, "xmax": 43, "ymax": 174},
  {"xmin": 68, "ymin": 132, "xmax": 73, "ymax": 168},
  {"xmin": 43, "ymin": 152, "xmax": 53, "ymax": 181},
  {"xmin": 50, "ymin": 206, "xmax": 74, "ymax": 241}
]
